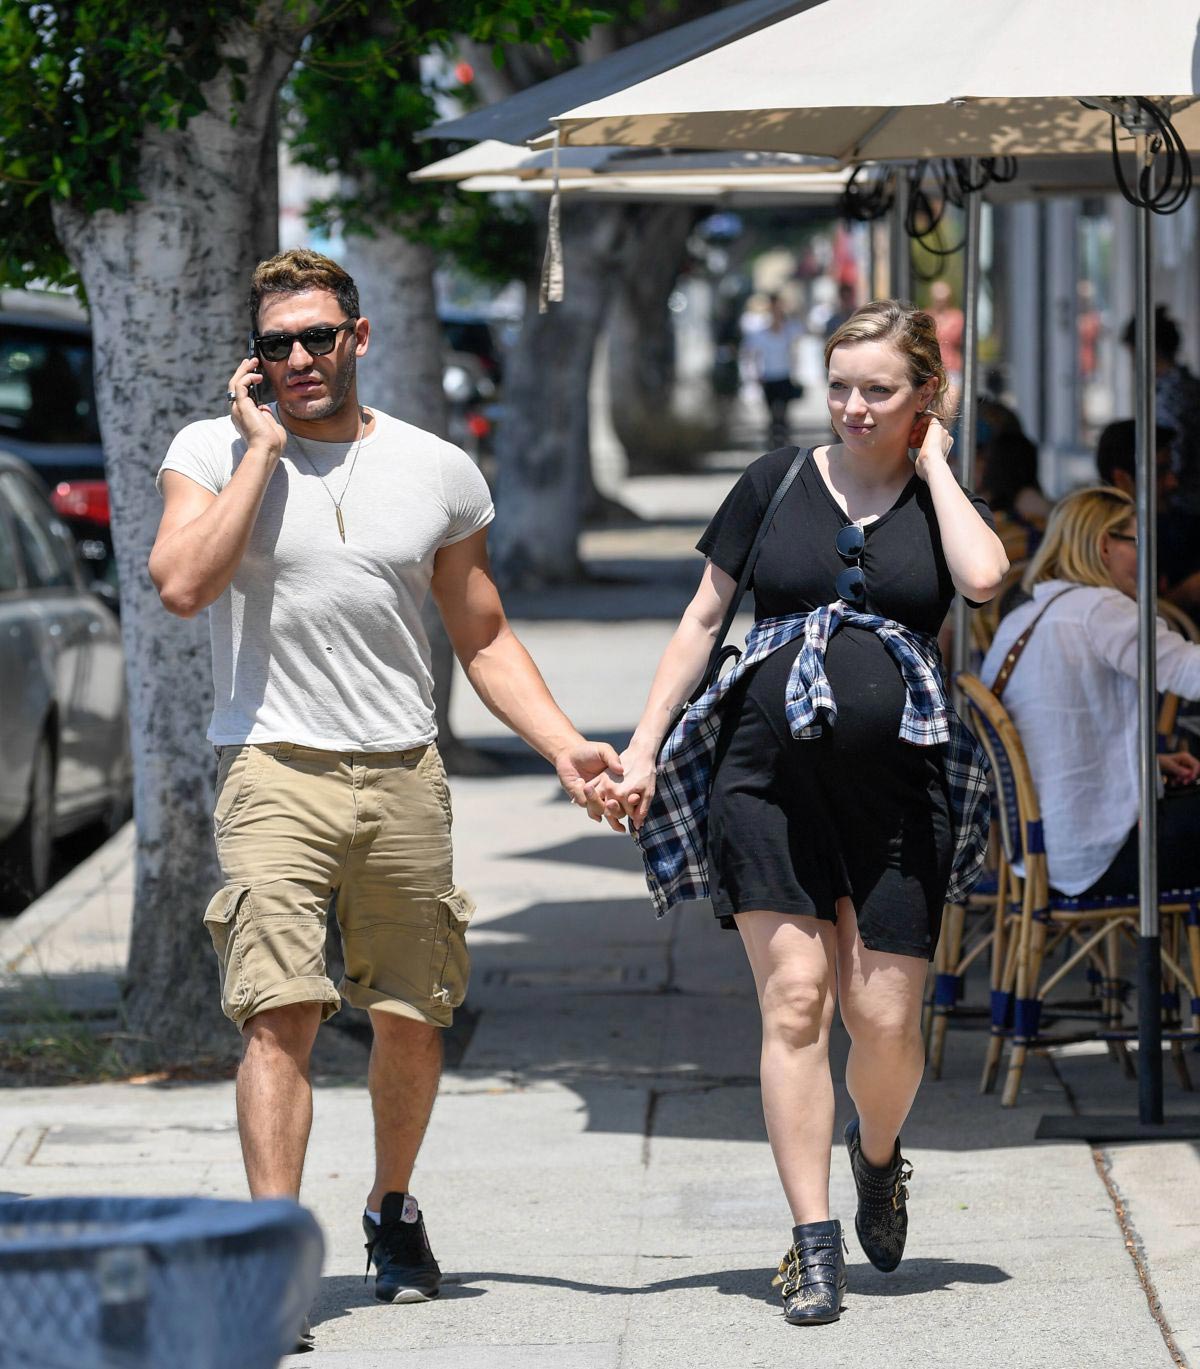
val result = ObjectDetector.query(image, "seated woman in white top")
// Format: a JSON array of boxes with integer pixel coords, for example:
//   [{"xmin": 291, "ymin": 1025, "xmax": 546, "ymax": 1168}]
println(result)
[{"xmin": 982, "ymin": 485, "xmax": 1200, "ymax": 897}]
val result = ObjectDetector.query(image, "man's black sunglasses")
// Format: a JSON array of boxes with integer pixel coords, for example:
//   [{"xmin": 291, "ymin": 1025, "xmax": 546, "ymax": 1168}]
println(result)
[
  {"xmin": 835, "ymin": 522, "xmax": 866, "ymax": 606},
  {"xmin": 253, "ymin": 319, "xmax": 356, "ymax": 363}
]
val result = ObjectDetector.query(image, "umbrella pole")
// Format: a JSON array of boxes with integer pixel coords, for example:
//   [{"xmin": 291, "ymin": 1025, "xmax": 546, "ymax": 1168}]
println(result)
[
  {"xmin": 1133, "ymin": 131, "xmax": 1163, "ymax": 1125},
  {"xmin": 951, "ymin": 164, "xmax": 983, "ymax": 688},
  {"xmin": 890, "ymin": 173, "xmax": 911, "ymax": 300}
]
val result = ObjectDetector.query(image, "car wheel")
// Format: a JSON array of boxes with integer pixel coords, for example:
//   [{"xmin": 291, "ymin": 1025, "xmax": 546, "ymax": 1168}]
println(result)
[{"xmin": 0, "ymin": 736, "xmax": 55, "ymax": 913}]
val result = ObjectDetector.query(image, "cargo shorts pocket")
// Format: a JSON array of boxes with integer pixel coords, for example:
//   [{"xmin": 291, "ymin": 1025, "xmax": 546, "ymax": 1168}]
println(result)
[
  {"xmin": 213, "ymin": 747, "xmax": 264, "ymax": 837},
  {"xmin": 203, "ymin": 884, "xmax": 254, "ymax": 1022},
  {"xmin": 418, "ymin": 745, "xmax": 453, "ymax": 828},
  {"xmin": 432, "ymin": 887, "xmax": 475, "ymax": 1013}
]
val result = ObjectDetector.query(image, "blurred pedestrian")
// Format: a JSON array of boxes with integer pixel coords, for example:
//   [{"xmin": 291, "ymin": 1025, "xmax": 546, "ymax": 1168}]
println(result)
[
  {"xmin": 742, "ymin": 293, "xmax": 804, "ymax": 447},
  {"xmin": 978, "ymin": 429, "xmax": 1051, "ymax": 563},
  {"xmin": 1096, "ymin": 417, "xmax": 1200, "ymax": 615},
  {"xmin": 823, "ymin": 281, "xmax": 858, "ymax": 341},
  {"xmin": 589, "ymin": 300, "xmax": 1006, "ymax": 1327},
  {"xmin": 1121, "ymin": 305, "xmax": 1200, "ymax": 514},
  {"xmin": 927, "ymin": 279, "xmax": 963, "ymax": 406},
  {"xmin": 149, "ymin": 248, "xmax": 620, "ymax": 1348}
]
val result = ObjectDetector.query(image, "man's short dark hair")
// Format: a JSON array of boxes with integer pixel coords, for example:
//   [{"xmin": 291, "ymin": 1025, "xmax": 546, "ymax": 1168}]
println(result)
[
  {"xmin": 1120, "ymin": 304, "xmax": 1181, "ymax": 360},
  {"xmin": 249, "ymin": 248, "xmax": 359, "ymax": 330},
  {"xmin": 1096, "ymin": 418, "xmax": 1176, "ymax": 483}
]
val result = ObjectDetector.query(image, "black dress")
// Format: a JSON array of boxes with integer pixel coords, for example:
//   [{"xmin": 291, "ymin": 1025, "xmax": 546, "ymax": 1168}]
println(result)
[{"xmin": 697, "ymin": 447, "xmax": 995, "ymax": 960}]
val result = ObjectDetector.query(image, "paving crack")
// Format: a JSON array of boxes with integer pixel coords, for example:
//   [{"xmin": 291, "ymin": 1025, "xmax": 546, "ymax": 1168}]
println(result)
[
  {"xmin": 1049, "ymin": 1051, "xmax": 1188, "ymax": 1368},
  {"xmin": 1092, "ymin": 1147, "xmax": 1188, "ymax": 1368}
]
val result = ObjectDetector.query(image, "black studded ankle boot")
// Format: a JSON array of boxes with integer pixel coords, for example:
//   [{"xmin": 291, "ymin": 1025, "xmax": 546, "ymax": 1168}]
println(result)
[
  {"xmin": 844, "ymin": 1117, "xmax": 913, "ymax": 1273},
  {"xmin": 772, "ymin": 1218, "xmax": 847, "ymax": 1325}
]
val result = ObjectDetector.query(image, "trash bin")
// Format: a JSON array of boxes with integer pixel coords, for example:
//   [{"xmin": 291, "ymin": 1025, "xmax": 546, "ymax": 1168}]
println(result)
[{"xmin": 0, "ymin": 1196, "xmax": 324, "ymax": 1369}]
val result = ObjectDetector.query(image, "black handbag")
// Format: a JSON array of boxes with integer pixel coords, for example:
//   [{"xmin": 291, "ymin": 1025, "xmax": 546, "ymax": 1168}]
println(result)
[{"xmin": 687, "ymin": 447, "xmax": 809, "ymax": 706}]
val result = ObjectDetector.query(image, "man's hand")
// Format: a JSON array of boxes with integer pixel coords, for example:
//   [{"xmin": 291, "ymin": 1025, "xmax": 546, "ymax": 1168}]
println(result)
[
  {"xmin": 228, "ymin": 357, "xmax": 286, "ymax": 458},
  {"xmin": 555, "ymin": 740, "xmax": 625, "ymax": 830},
  {"xmin": 1160, "ymin": 750, "xmax": 1200, "ymax": 787},
  {"xmin": 585, "ymin": 743, "xmax": 657, "ymax": 831}
]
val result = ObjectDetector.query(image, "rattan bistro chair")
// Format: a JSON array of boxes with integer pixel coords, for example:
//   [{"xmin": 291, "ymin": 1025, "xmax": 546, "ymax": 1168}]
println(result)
[{"xmin": 954, "ymin": 673, "xmax": 1200, "ymax": 1107}]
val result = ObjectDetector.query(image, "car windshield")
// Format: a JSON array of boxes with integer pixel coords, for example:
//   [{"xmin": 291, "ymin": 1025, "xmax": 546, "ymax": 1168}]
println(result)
[{"xmin": 0, "ymin": 324, "xmax": 101, "ymax": 445}]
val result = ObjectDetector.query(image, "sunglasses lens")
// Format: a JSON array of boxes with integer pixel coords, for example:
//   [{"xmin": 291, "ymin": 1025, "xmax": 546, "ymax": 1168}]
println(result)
[
  {"xmin": 299, "ymin": 328, "xmax": 338, "ymax": 355},
  {"xmin": 257, "ymin": 336, "xmax": 291, "ymax": 362},
  {"xmin": 835, "ymin": 524, "xmax": 865, "ymax": 558},
  {"xmin": 836, "ymin": 566, "xmax": 866, "ymax": 604}
]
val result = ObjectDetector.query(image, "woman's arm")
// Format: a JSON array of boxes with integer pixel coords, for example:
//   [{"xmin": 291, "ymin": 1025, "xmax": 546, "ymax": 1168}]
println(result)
[
  {"xmin": 591, "ymin": 559, "xmax": 738, "ymax": 828},
  {"xmin": 1087, "ymin": 593, "xmax": 1200, "ymax": 701},
  {"xmin": 912, "ymin": 417, "xmax": 1009, "ymax": 601}
]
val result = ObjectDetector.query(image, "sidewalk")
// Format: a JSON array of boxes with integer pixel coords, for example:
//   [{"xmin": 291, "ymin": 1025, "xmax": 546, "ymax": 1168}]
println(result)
[{"xmin": 1, "ymin": 454, "xmax": 1198, "ymax": 1369}]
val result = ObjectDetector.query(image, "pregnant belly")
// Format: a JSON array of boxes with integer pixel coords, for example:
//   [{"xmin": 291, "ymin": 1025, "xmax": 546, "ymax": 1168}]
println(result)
[{"xmin": 742, "ymin": 627, "xmax": 909, "ymax": 756}]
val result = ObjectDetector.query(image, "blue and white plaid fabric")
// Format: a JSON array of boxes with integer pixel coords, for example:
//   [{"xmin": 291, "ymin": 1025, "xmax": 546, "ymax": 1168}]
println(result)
[{"xmin": 633, "ymin": 603, "xmax": 991, "ymax": 916}]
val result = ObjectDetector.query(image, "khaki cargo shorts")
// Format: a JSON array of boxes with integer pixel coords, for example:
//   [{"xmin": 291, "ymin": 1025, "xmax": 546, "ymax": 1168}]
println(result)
[{"xmin": 203, "ymin": 741, "xmax": 474, "ymax": 1030}]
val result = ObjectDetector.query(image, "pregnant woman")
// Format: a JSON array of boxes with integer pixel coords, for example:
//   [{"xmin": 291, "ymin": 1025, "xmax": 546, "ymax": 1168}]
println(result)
[{"xmin": 588, "ymin": 300, "xmax": 1006, "ymax": 1325}]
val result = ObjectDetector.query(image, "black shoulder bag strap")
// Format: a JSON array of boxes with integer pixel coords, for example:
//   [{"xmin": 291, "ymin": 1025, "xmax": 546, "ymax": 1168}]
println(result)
[{"xmin": 687, "ymin": 447, "xmax": 809, "ymax": 706}]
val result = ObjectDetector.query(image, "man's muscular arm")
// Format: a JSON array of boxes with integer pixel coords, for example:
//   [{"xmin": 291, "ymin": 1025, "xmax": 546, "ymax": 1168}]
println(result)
[
  {"xmin": 149, "ymin": 358, "xmax": 285, "ymax": 618},
  {"xmin": 431, "ymin": 528, "xmax": 623, "ymax": 822}
]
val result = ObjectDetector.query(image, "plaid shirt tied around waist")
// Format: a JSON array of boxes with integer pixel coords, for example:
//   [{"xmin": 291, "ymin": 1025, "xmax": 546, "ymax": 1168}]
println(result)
[{"xmin": 633, "ymin": 604, "xmax": 991, "ymax": 916}]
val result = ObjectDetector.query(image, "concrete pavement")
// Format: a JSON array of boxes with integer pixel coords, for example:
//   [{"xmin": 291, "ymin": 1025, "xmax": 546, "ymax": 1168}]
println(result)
[{"xmin": 1, "ymin": 451, "xmax": 1198, "ymax": 1369}]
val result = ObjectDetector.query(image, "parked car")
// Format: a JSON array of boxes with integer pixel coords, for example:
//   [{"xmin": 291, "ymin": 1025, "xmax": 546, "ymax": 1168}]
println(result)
[
  {"xmin": 0, "ymin": 450, "xmax": 131, "ymax": 910},
  {"xmin": 0, "ymin": 291, "xmax": 118, "ymax": 597}
]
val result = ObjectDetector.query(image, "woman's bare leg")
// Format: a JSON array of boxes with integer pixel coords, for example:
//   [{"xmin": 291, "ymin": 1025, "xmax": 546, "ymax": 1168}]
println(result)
[
  {"xmin": 736, "ymin": 910, "xmax": 838, "ymax": 1223},
  {"xmin": 835, "ymin": 899, "xmax": 928, "ymax": 1167}
]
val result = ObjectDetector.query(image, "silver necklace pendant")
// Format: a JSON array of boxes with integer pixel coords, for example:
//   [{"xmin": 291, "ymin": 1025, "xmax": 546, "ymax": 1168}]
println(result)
[{"xmin": 336, "ymin": 507, "xmax": 346, "ymax": 542}]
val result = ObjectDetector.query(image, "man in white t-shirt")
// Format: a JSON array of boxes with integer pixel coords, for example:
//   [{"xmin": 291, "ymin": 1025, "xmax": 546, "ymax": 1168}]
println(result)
[{"xmin": 149, "ymin": 249, "xmax": 621, "ymax": 1333}]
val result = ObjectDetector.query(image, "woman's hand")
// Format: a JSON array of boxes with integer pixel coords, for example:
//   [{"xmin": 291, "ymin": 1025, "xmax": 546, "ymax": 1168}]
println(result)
[
  {"xmin": 585, "ymin": 743, "xmax": 658, "ymax": 831},
  {"xmin": 907, "ymin": 412, "xmax": 954, "ymax": 483},
  {"xmin": 1159, "ymin": 751, "xmax": 1200, "ymax": 787}
]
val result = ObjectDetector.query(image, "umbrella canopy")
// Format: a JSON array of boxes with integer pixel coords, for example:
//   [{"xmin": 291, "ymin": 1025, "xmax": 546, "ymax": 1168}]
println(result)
[
  {"xmin": 419, "ymin": 0, "xmax": 823, "ymax": 146},
  {"xmin": 414, "ymin": 143, "xmax": 839, "ymax": 185},
  {"xmin": 457, "ymin": 168, "xmax": 851, "ymax": 205},
  {"xmin": 410, "ymin": 141, "xmax": 611, "ymax": 182},
  {"xmin": 550, "ymin": 0, "xmax": 1200, "ymax": 156}
]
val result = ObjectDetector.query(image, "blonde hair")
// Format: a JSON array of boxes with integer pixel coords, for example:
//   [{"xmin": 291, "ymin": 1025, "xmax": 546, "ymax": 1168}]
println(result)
[
  {"xmin": 823, "ymin": 299, "xmax": 953, "ymax": 420},
  {"xmin": 1023, "ymin": 485, "xmax": 1134, "ymax": 593}
]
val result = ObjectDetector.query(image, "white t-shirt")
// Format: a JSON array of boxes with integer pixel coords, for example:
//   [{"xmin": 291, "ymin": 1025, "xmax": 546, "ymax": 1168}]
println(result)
[
  {"xmin": 742, "ymin": 322, "xmax": 803, "ymax": 381},
  {"xmin": 157, "ymin": 408, "xmax": 494, "ymax": 751},
  {"xmin": 981, "ymin": 580, "xmax": 1200, "ymax": 894}
]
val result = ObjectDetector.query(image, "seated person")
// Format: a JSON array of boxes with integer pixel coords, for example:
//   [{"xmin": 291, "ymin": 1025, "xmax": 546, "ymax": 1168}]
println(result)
[
  {"xmin": 982, "ymin": 486, "xmax": 1200, "ymax": 898},
  {"xmin": 1096, "ymin": 418, "xmax": 1200, "ymax": 616},
  {"xmin": 979, "ymin": 429, "xmax": 1051, "ymax": 563}
]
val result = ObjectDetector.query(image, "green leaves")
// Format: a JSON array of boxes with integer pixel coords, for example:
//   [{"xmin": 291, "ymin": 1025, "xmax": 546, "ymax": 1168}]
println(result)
[
  {"xmin": 0, "ymin": 0, "xmax": 264, "ymax": 285},
  {"xmin": 0, "ymin": 0, "xmax": 609, "ymax": 288}
]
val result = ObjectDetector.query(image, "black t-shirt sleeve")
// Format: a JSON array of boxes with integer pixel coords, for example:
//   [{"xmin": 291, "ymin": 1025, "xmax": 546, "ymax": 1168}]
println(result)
[
  {"xmin": 696, "ymin": 471, "xmax": 767, "ymax": 580},
  {"xmin": 696, "ymin": 447, "xmax": 797, "ymax": 581}
]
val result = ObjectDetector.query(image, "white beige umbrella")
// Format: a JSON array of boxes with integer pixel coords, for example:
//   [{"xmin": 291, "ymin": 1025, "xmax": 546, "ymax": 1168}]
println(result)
[
  {"xmin": 549, "ymin": 0, "xmax": 1200, "ymax": 1132},
  {"xmin": 549, "ymin": 0, "xmax": 1200, "ymax": 158}
]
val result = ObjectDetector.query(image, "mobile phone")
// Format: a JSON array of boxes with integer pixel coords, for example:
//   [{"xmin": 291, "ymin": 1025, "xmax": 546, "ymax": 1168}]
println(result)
[{"xmin": 246, "ymin": 332, "xmax": 262, "ymax": 405}]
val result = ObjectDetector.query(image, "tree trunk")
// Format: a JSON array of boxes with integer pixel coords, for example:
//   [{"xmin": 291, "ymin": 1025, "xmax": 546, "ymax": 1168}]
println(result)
[
  {"xmin": 490, "ymin": 201, "xmax": 632, "ymax": 588},
  {"xmin": 53, "ymin": 35, "xmax": 301, "ymax": 1065},
  {"xmin": 608, "ymin": 204, "xmax": 702, "ymax": 473}
]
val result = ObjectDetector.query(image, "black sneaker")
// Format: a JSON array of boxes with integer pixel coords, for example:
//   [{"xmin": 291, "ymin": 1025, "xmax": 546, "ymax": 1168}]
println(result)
[
  {"xmin": 293, "ymin": 1317, "xmax": 315, "ymax": 1353},
  {"xmin": 363, "ymin": 1192, "xmax": 441, "ymax": 1303},
  {"xmin": 844, "ymin": 1117, "xmax": 913, "ymax": 1273}
]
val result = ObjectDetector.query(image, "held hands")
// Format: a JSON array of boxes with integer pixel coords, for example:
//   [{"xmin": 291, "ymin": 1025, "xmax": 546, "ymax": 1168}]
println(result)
[
  {"xmin": 1159, "ymin": 751, "xmax": 1200, "ymax": 787},
  {"xmin": 906, "ymin": 411, "xmax": 954, "ymax": 483},
  {"xmin": 555, "ymin": 739, "xmax": 627, "ymax": 830},
  {"xmin": 582, "ymin": 743, "xmax": 658, "ymax": 833},
  {"xmin": 227, "ymin": 357, "xmax": 286, "ymax": 460}
]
